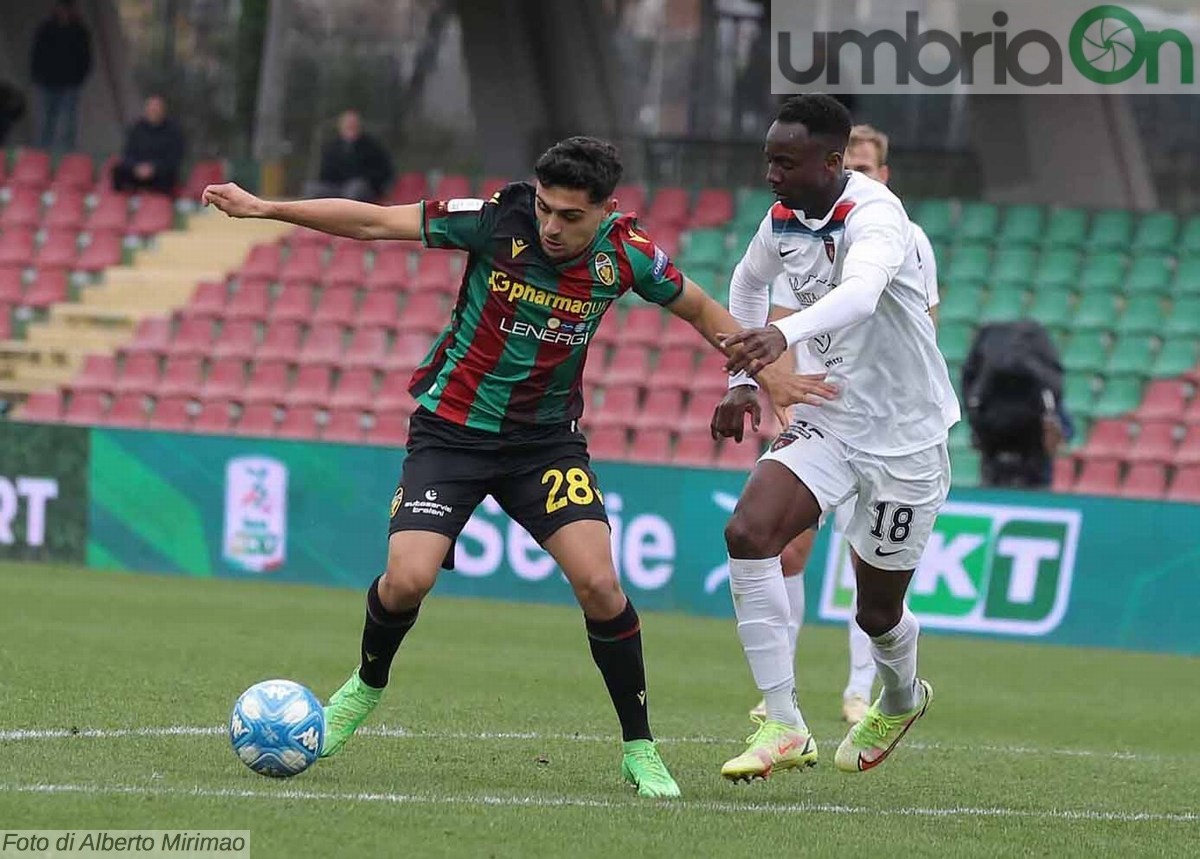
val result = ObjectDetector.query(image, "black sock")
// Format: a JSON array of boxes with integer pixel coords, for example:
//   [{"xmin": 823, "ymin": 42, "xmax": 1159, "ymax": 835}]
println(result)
[
  {"xmin": 357, "ymin": 576, "xmax": 420, "ymax": 689},
  {"xmin": 586, "ymin": 599, "xmax": 652, "ymax": 742}
]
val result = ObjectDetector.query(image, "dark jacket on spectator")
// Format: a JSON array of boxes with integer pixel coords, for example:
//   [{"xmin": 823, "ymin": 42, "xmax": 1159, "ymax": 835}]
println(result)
[
  {"xmin": 122, "ymin": 118, "xmax": 186, "ymax": 186},
  {"xmin": 318, "ymin": 134, "xmax": 394, "ymax": 200},
  {"xmin": 31, "ymin": 18, "xmax": 92, "ymax": 88}
]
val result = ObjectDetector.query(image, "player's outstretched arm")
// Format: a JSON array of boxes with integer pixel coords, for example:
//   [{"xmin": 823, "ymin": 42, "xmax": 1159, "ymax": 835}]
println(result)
[{"xmin": 202, "ymin": 182, "xmax": 422, "ymax": 241}]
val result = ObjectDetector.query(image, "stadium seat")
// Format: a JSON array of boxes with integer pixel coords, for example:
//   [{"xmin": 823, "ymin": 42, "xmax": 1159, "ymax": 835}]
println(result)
[
  {"xmin": 374, "ymin": 369, "xmax": 418, "ymax": 414},
  {"xmin": 690, "ymin": 188, "xmax": 734, "ymax": 229},
  {"xmin": 0, "ymin": 266, "xmax": 24, "ymax": 303},
  {"xmin": 191, "ymin": 399, "xmax": 234, "ymax": 434},
  {"xmin": 1027, "ymin": 288, "xmax": 1074, "ymax": 330},
  {"xmin": 288, "ymin": 226, "xmax": 331, "ymax": 251},
  {"xmin": 1177, "ymin": 426, "xmax": 1200, "ymax": 464},
  {"xmin": 1042, "ymin": 208, "xmax": 1087, "ymax": 249},
  {"xmin": 207, "ymin": 318, "xmax": 255, "ymax": 360},
  {"xmin": 717, "ymin": 438, "xmax": 760, "ymax": 470},
  {"xmin": 116, "ymin": 353, "xmax": 161, "ymax": 395},
  {"xmin": 635, "ymin": 388, "xmax": 685, "ymax": 431},
  {"xmin": 1152, "ymin": 339, "xmax": 1197, "ymax": 377},
  {"xmin": 148, "ymin": 396, "xmax": 192, "ymax": 432},
  {"xmin": 587, "ymin": 426, "xmax": 627, "ymax": 460},
  {"xmin": 996, "ymin": 204, "xmax": 1044, "ymax": 246},
  {"xmin": 43, "ymin": 189, "xmax": 87, "ymax": 230},
  {"xmin": 202, "ymin": 357, "xmax": 247, "ymax": 399},
  {"xmin": 17, "ymin": 389, "xmax": 63, "ymax": 423},
  {"xmin": 1126, "ymin": 421, "xmax": 1178, "ymax": 464},
  {"xmin": 628, "ymin": 428, "xmax": 672, "ymax": 463},
  {"xmin": 621, "ymin": 307, "xmax": 665, "ymax": 347},
  {"xmin": 86, "ymin": 193, "xmax": 131, "ymax": 233},
  {"xmin": 432, "ymin": 174, "xmax": 471, "ymax": 200},
  {"xmin": 1115, "ymin": 295, "xmax": 1166, "ymax": 336},
  {"xmin": 242, "ymin": 360, "xmax": 290, "ymax": 404},
  {"xmin": 156, "ymin": 355, "xmax": 204, "ymax": 398},
  {"xmin": 62, "ymin": 391, "xmax": 105, "ymax": 425},
  {"xmin": 1104, "ymin": 338, "xmax": 1156, "ymax": 379},
  {"xmin": 23, "ymin": 270, "xmax": 69, "ymax": 308},
  {"xmin": 71, "ymin": 354, "xmax": 119, "ymax": 394},
  {"xmin": 240, "ymin": 242, "xmax": 283, "ymax": 281},
  {"xmin": 0, "ymin": 228, "xmax": 37, "ymax": 267},
  {"xmin": 225, "ymin": 280, "xmax": 272, "ymax": 321},
  {"xmin": 1126, "ymin": 255, "xmax": 1172, "ymax": 296},
  {"xmin": 592, "ymin": 385, "xmax": 641, "ymax": 429},
  {"xmin": 187, "ymin": 279, "xmax": 228, "ymax": 318},
  {"xmin": 944, "ymin": 246, "xmax": 990, "ymax": 286},
  {"xmin": 956, "ymin": 202, "xmax": 999, "ymax": 244},
  {"xmin": 910, "ymin": 199, "xmax": 954, "ymax": 243},
  {"xmin": 1122, "ymin": 463, "xmax": 1167, "ymax": 499},
  {"xmin": 172, "ymin": 316, "xmax": 218, "ymax": 358},
  {"xmin": 655, "ymin": 346, "xmax": 696, "ymax": 391},
  {"xmin": 1086, "ymin": 209, "xmax": 1133, "ymax": 251},
  {"xmin": 106, "ymin": 393, "xmax": 148, "ymax": 428},
  {"xmin": 341, "ymin": 326, "xmax": 390, "ymax": 370},
  {"xmin": 1063, "ymin": 372, "xmax": 1097, "ymax": 418},
  {"xmin": 1032, "ymin": 249, "xmax": 1080, "ymax": 290},
  {"xmin": 76, "ymin": 230, "xmax": 123, "ymax": 272},
  {"xmin": 1167, "ymin": 466, "xmax": 1200, "ymax": 502},
  {"xmin": 989, "ymin": 248, "xmax": 1037, "ymax": 288},
  {"xmin": 396, "ymin": 294, "xmax": 444, "ymax": 334},
  {"xmin": 355, "ymin": 290, "xmax": 399, "ymax": 330},
  {"xmin": 35, "ymin": 229, "xmax": 80, "ymax": 270},
  {"xmin": 0, "ymin": 303, "xmax": 11, "ymax": 339},
  {"xmin": 266, "ymin": 283, "xmax": 313, "ymax": 324},
  {"xmin": 673, "ymin": 430, "xmax": 717, "ymax": 467},
  {"xmin": 329, "ymin": 367, "xmax": 377, "ymax": 410},
  {"xmin": 1071, "ymin": 292, "xmax": 1118, "ymax": 332},
  {"xmin": 365, "ymin": 246, "xmax": 409, "ymax": 291},
  {"xmin": 1, "ymin": 187, "xmax": 44, "ymax": 229},
  {"xmin": 256, "ymin": 320, "xmax": 302, "ymax": 362},
  {"xmin": 326, "ymin": 244, "xmax": 369, "ymax": 287},
  {"xmin": 1093, "ymin": 376, "xmax": 1146, "ymax": 417},
  {"xmin": 1079, "ymin": 418, "xmax": 1132, "ymax": 461},
  {"xmin": 52, "ymin": 153, "xmax": 94, "ymax": 190},
  {"xmin": 412, "ymin": 253, "xmax": 459, "ymax": 294},
  {"xmin": 1078, "ymin": 252, "xmax": 1125, "ymax": 293},
  {"xmin": 949, "ymin": 448, "xmax": 981, "ymax": 487},
  {"xmin": 388, "ymin": 172, "xmax": 429, "ymax": 204},
  {"xmin": 279, "ymin": 244, "xmax": 324, "ymax": 286},
  {"xmin": 390, "ymin": 332, "xmax": 433, "ymax": 368},
  {"xmin": 323, "ymin": 409, "xmax": 366, "ymax": 443},
  {"xmin": 646, "ymin": 187, "xmax": 690, "ymax": 228},
  {"xmin": 604, "ymin": 346, "xmax": 651, "ymax": 386},
  {"xmin": 1164, "ymin": 297, "xmax": 1200, "ymax": 337},
  {"xmin": 1052, "ymin": 456, "xmax": 1076, "ymax": 491},
  {"xmin": 277, "ymin": 406, "xmax": 321, "ymax": 439},
  {"xmin": 692, "ymin": 351, "xmax": 731, "ymax": 395},
  {"xmin": 367, "ymin": 412, "xmax": 410, "ymax": 446},
  {"xmin": 980, "ymin": 288, "xmax": 1026, "ymax": 323},
  {"xmin": 128, "ymin": 195, "xmax": 175, "ymax": 237},
  {"xmin": 1185, "ymin": 397, "xmax": 1200, "ymax": 426},
  {"xmin": 679, "ymin": 229, "xmax": 727, "ymax": 269},
  {"xmin": 182, "ymin": 160, "xmax": 226, "ymax": 201},
  {"xmin": 614, "ymin": 184, "xmax": 647, "ymax": 216},
  {"xmin": 10, "ymin": 149, "xmax": 52, "ymax": 188},
  {"xmin": 662, "ymin": 314, "xmax": 703, "ymax": 350},
  {"xmin": 299, "ymin": 323, "xmax": 345, "ymax": 364},
  {"xmin": 234, "ymin": 403, "xmax": 278, "ymax": 437},
  {"xmin": 312, "ymin": 286, "xmax": 359, "ymax": 327},
  {"xmin": 286, "ymin": 364, "xmax": 333, "ymax": 407},
  {"xmin": 1062, "ymin": 332, "xmax": 1109, "ymax": 373}
]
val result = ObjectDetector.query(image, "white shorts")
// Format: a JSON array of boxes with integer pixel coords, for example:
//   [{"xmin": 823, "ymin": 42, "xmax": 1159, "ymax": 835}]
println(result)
[{"xmin": 762, "ymin": 420, "xmax": 950, "ymax": 571}]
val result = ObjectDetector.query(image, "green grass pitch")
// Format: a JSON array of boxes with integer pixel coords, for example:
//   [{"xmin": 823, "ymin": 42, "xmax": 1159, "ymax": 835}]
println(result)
[{"xmin": 0, "ymin": 562, "xmax": 1196, "ymax": 858}]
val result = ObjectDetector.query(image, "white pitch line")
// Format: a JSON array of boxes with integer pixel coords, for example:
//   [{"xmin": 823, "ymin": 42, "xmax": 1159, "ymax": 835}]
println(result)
[
  {"xmin": 0, "ymin": 725, "xmax": 1172, "ymax": 763},
  {"xmin": 1, "ymin": 782, "xmax": 1196, "ymax": 824}
]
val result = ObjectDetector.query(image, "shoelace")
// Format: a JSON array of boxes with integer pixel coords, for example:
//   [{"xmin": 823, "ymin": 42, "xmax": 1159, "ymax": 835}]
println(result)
[
  {"xmin": 857, "ymin": 709, "xmax": 898, "ymax": 748},
  {"xmin": 743, "ymin": 716, "xmax": 789, "ymax": 747},
  {"xmin": 627, "ymin": 745, "xmax": 671, "ymax": 780}
]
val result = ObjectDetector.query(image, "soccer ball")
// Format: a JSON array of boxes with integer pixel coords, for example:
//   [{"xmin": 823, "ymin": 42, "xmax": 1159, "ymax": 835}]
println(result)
[{"xmin": 229, "ymin": 679, "xmax": 325, "ymax": 778}]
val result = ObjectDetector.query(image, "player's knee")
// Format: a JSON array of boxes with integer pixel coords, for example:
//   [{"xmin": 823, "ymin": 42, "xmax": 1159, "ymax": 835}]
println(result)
[
  {"xmin": 856, "ymin": 603, "xmax": 903, "ymax": 638},
  {"xmin": 571, "ymin": 569, "xmax": 624, "ymax": 617},
  {"xmin": 379, "ymin": 562, "xmax": 435, "ymax": 611},
  {"xmin": 780, "ymin": 535, "xmax": 813, "ymax": 575},
  {"xmin": 724, "ymin": 513, "xmax": 780, "ymax": 559}
]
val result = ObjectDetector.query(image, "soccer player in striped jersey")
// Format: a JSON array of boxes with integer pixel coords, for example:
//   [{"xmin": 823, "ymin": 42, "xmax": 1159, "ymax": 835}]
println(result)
[{"xmin": 204, "ymin": 137, "xmax": 825, "ymax": 798}]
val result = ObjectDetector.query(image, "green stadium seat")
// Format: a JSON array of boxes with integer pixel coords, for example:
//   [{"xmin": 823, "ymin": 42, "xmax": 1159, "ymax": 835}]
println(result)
[
  {"xmin": 1043, "ymin": 208, "xmax": 1087, "ymax": 249},
  {"xmin": 990, "ymin": 248, "xmax": 1037, "ymax": 287},
  {"xmin": 687, "ymin": 264, "xmax": 724, "ymax": 298},
  {"xmin": 912, "ymin": 199, "xmax": 955, "ymax": 243},
  {"xmin": 948, "ymin": 420, "xmax": 972, "ymax": 451},
  {"xmin": 950, "ymin": 448, "xmax": 981, "ymax": 487},
  {"xmin": 1063, "ymin": 372, "xmax": 1097, "ymax": 418},
  {"xmin": 938, "ymin": 285, "xmax": 983, "ymax": 323},
  {"xmin": 1027, "ymin": 288, "xmax": 1074, "ymax": 330},
  {"xmin": 1078, "ymin": 252, "xmax": 1126, "ymax": 293},
  {"xmin": 1071, "ymin": 292, "xmax": 1119, "ymax": 332},
  {"xmin": 1062, "ymin": 331, "xmax": 1109, "ymax": 373},
  {"xmin": 1178, "ymin": 215, "xmax": 1200, "ymax": 256},
  {"xmin": 1164, "ymin": 297, "xmax": 1200, "ymax": 337},
  {"xmin": 980, "ymin": 287, "xmax": 1026, "ymax": 323},
  {"xmin": 1115, "ymin": 296, "xmax": 1167, "ymax": 336},
  {"xmin": 679, "ymin": 229, "xmax": 727, "ymax": 269},
  {"xmin": 1104, "ymin": 337, "xmax": 1156, "ymax": 378},
  {"xmin": 734, "ymin": 188, "xmax": 775, "ymax": 228},
  {"xmin": 1067, "ymin": 417, "xmax": 1092, "ymax": 452},
  {"xmin": 996, "ymin": 204, "xmax": 1044, "ymax": 246},
  {"xmin": 1033, "ymin": 249, "xmax": 1081, "ymax": 289},
  {"xmin": 1151, "ymin": 339, "xmax": 1198, "ymax": 377},
  {"xmin": 938, "ymin": 321, "xmax": 974, "ymax": 364},
  {"xmin": 945, "ymin": 245, "xmax": 991, "ymax": 285},
  {"xmin": 957, "ymin": 202, "xmax": 1000, "ymax": 244},
  {"xmin": 1125, "ymin": 254, "xmax": 1172, "ymax": 295},
  {"xmin": 1130, "ymin": 212, "xmax": 1179, "ymax": 254},
  {"xmin": 1092, "ymin": 376, "xmax": 1145, "ymax": 417},
  {"xmin": 1172, "ymin": 258, "xmax": 1200, "ymax": 297},
  {"xmin": 1086, "ymin": 209, "xmax": 1134, "ymax": 251}
]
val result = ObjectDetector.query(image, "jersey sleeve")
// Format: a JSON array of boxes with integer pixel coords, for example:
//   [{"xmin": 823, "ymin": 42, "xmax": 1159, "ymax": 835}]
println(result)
[
  {"xmin": 620, "ymin": 227, "xmax": 685, "ymax": 306},
  {"xmin": 911, "ymin": 223, "xmax": 940, "ymax": 307},
  {"xmin": 420, "ymin": 196, "xmax": 498, "ymax": 254}
]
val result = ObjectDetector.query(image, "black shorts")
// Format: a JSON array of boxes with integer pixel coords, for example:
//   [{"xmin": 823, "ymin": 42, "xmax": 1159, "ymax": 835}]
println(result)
[{"xmin": 388, "ymin": 408, "xmax": 609, "ymax": 567}]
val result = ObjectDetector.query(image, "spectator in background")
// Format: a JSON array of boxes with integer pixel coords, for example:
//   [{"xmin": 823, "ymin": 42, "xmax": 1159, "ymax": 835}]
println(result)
[
  {"xmin": 31, "ymin": 0, "xmax": 92, "ymax": 152},
  {"xmin": 306, "ymin": 110, "xmax": 394, "ymax": 202},
  {"xmin": 112, "ymin": 95, "xmax": 185, "ymax": 195},
  {"xmin": 0, "ymin": 80, "xmax": 28, "ymax": 147}
]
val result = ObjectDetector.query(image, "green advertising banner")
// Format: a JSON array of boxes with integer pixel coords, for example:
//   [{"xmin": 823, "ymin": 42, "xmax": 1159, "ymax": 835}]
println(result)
[
  {"xmin": 86, "ymin": 428, "xmax": 1200, "ymax": 655},
  {"xmin": 0, "ymin": 422, "xmax": 89, "ymax": 563}
]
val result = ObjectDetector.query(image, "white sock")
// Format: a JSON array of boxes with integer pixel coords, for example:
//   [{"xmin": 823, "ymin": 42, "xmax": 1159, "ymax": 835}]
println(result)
[
  {"xmin": 844, "ymin": 616, "xmax": 876, "ymax": 701},
  {"xmin": 728, "ymin": 556, "xmax": 806, "ymax": 730},
  {"xmin": 782, "ymin": 573, "xmax": 805, "ymax": 663},
  {"xmin": 870, "ymin": 607, "xmax": 921, "ymax": 715}
]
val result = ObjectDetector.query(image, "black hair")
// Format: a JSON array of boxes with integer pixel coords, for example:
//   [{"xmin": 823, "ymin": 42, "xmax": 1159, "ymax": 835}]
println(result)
[
  {"xmin": 534, "ymin": 136, "xmax": 623, "ymax": 204},
  {"xmin": 776, "ymin": 94, "xmax": 853, "ymax": 150}
]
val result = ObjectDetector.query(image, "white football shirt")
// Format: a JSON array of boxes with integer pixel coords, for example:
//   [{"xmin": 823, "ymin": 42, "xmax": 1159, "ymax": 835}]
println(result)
[{"xmin": 730, "ymin": 171, "xmax": 959, "ymax": 456}]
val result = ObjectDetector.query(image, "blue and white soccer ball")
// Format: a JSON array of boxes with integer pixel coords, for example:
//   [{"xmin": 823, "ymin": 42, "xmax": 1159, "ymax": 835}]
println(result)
[{"xmin": 229, "ymin": 679, "xmax": 325, "ymax": 778}]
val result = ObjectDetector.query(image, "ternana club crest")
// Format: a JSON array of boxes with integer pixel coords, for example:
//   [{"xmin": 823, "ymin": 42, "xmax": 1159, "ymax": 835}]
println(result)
[{"xmin": 594, "ymin": 251, "xmax": 616, "ymax": 286}]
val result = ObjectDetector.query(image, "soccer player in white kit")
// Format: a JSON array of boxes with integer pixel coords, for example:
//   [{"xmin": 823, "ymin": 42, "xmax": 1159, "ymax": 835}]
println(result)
[
  {"xmin": 746, "ymin": 124, "xmax": 942, "ymax": 726},
  {"xmin": 713, "ymin": 95, "xmax": 959, "ymax": 779}
]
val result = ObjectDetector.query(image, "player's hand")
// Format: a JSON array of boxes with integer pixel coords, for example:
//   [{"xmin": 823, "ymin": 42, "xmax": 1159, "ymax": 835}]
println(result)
[
  {"xmin": 719, "ymin": 327, "xmax": 788, "ymax": 376},
  {"xmin": 757, "ymin": 364, "xmax": 839, "ymax": 409},
  {"xmin": 202, "ymin": 182, "xmax": 268, "ymax": 219},
  {"xmin": 711, "ymin": 385, "xmax": 761, "ymax": 443}
]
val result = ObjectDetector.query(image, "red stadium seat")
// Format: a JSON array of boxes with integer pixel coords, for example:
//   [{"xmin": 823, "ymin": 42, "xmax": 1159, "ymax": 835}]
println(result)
[
  {"xmin": 1079, "ymin": 419, "xmax": 1131, "ymax": 461},
  {"xmin": 341, "ymin": 326, "xmax": 390, "ymax": 370},
  {"xmin": 389, "ymin": 333, "xmax": 432, "ymax": 369},
  {"xmin": 365, "ymin": 245, "xmax": 409, "ymax": 291},
  {"xmin": 17, "ymin": 389, "xmax": 63, "ymax": 422},
  {"xmin": 1126, "ymin": 421, "xmax": 1178, "ymax": 464},
  {"xmin": 389, "ymin": 172, "xmax": 429, "ymax": 204},
  {"xmin": 356, "ymin": 291, "xmax": 399, "ymax": 329},
  {"xmin": 156, "ymin": 355, "xmax": 204, "ymax": 398},
  {"xmin": 680, "ymin": 392, "xmax": 718, "ymax": 432},
  {"xmin": 225, "ymin": 280, "xmax": 271, "ymax": 322},
  {"xmin": 85, "ymin": 193, "xmax": 130, "ymax": 233},
  {"xmin": 182, "ymin": 160, "xmax": 225, "ymax": 201},
  {"xmin": 174, "ymin": 316, "xmax": 219, "ymax": 358},
  {"xmin": 1176, "ymin": 426, "xmax": 1200, "ymax": 465},
  {"xmin": 655, "ymin": 346, "xmax": 697, "ymax": 391},
  {"xmin": 591, "ymin": 313, "xmax": 619, "ymax": 349},
  {"xmin": 367, "ymin": 412, "xmax": 409, "ymax": 446},
  {"xmin": 203, "ymin": 357, "xmax": 247, "ymax": 399},
  {"xmin": 299, "ymin": 323, "xmax": 345, "ymax": 364},
  {"xmin": 277, "ymin": 406, "xmax": 321, "ymax": 439},
  {"xmin": 269, "ymin": 283, "xmax": 315, "ymax": 324},
  {"xmin": 1052, "ymin": 457, "xmax": 1076, "ymax": 491},
  {"xmin": 116, "ymin": 353, "xmax": 161, "ymax": 395},
  {"xmin": 43, "ymin": 190, "xmax": 87, "ymax": 230},
  {"xmin": 71, "ymin": 354, "xmax": 118, "ymax": 394},
  {"xmin": 242, "ymin": 359, "xmax": 290, "ymax": 404},
  {"xmin": 621, "ymin": 307, "xmax": 665, "ymax": 347},
  {"xmin": 673, "ymin": 430, "xmax": 717, "ymax": 467},
  {"xmin": 396, "ymin": 294, "xmax": 445, "ymax": 334},
  {"xmin": 690, "ymin": 188, "xmax": 735, "ymax": 229},
  {"xmin": 412, "ymin": 253, "xmax": 459, "ymax": 293},
  {"xmin": 432, "ymin": 173, "xmax": 471, "ymax": 199},
  {"xmin": 477, "ymin": 176, "xmax": 510, "ymax": 199},
  {"xmin": 234, "ymin": 403, "xmax": 278, "ymax": 437},
  {"xmin": 256, "ymin": 320, "xmax": 302, "ymax": 362},
  {"xmin": 323, "ymin": 409, "xmax": 366, "ymax": 443},
  {"xmin": 279, "ymin": 244, "xmax": 324, "ymax": 286},
  {"xmin": 646, "ymin": 187, "xmax": 690, "ymax": 229},
  {"xmin": 288, "ymin": 226, "xmax": 331, "ymax": 251},
  {"xmin": 636, "ymin": 388, "xmax": 686, "ymax": 430},
  {"xmin": 62, "ymin": 391, "xmax": 104, "ymax": 425},
  {"xmin": 0, "ymin": 266, "xmax": 24, "ymax": 303},
  {"xmin": 326, "ymin": 244, "xmax": 369, "ymax": 287},
  {"xmin": 604, "ymin": 346, "xmax": 651, "ymax": 386},
  {"xmin": 52, "ymin": 153, "xmax": 94, "ymax": 190},
  {"xmin": 587, "ymin": 426, "xmax": 627, "ymax": 460},
  {"xmin": 286, "ymin": 363, "xmax": 333, "ymax": 407},
  {"xmin": 662, "ymin": 313, "xmax": 702, "ymax": 351},
  {"xmin": 239, "ymin": 242, "xmax": 283, "ymax": 281},
  {"xmin": 1136, "ymin": 379, "xmax": 1189, "ymax": 421},
  {"xmin": 1122, "ymin": 463, "xmax": 1167, "ymax": 498},
  {"xmin": 691, "ymin": 351, "xmax": 731, "ymax": 395},
  {"xmin": 312, "ymin": 286, "xmax": 359, "ymax": 326},
  {"xmin": 10, "ymin": 149, "xmax": 52, "ymax": 188},
  {"xmin": 106, "ymin": 393, "xmax": 148, "ymax": 428},
  {"xmin": 1073, "ymin": 460, "xmax": 1120, "ymax": 495},
  {"xmin": 188, "ymin": 280, "xmax": 228, "ymax": 318},
  {"xmin": 192, "ymin": 399, "xmax": 234, "ymax": 434},
  {"xmin": 628, "ymin": 428, "xmax": 672, "ymax": 463},
  {"xmin": 0, "ymin": 187, "xmax": 44, "ymax": 229},
  {"xmin": 330, "ymin": 367, "xmax": 377, "ymax": 410},
  {"xmin": 0, "ymin": 303, "xmax": 10, "ymax": 339},
  {"xmin": 128, "ymin": 195, "xmax": 175, "ymax": 237},
  {"xmin": 614, "ymin": 184, "xmax": 647, "ymax": 216},
  {"xmin": 23, "ymin": 270, "xmax": 69, "ymax": 307},
  {"xmin": 717, "ymin": 438, "xmax": 761, "ymax": 470},
  {"xmin": 76, "ymin": 230, "xmax": 123, "ymax": 272},
  {"xmin": 1167, "ymin": 466, "xmax": 1200, "ymax": 502},
  {"xmin": 35, "ymin": 229, "xmax": 80, "ymax": 270},
  {"xmin": 592, "ymin": 384, "xmax": 641, "ymax": 429},
  {"xmin": 0, "ymin": 228, "xmax": 37, "ymax": 267},
  {"xmin": 374, "ymin": 371, "xmax": 417, "ymax": 415},
  {"xmin": 148, "ymin": 395, "xmax": 192, "ymax": 431}
]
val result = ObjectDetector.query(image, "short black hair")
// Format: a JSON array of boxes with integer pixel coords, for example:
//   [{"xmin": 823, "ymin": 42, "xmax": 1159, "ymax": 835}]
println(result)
[
  {"xmin": 776, "ymin": 94, "xmax": 853, "ymax": 150},
  {"xmin": 534, "ymin": 136, "xmax": 623, "ymax": 204}
]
